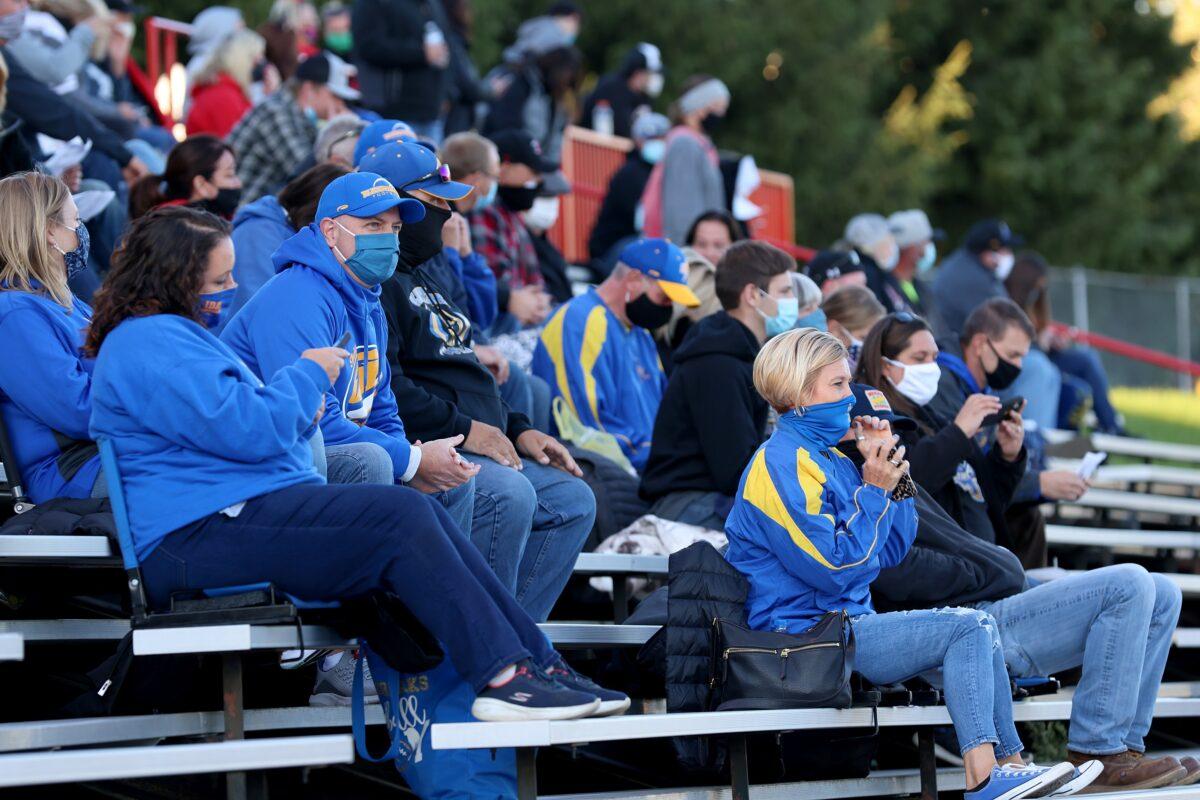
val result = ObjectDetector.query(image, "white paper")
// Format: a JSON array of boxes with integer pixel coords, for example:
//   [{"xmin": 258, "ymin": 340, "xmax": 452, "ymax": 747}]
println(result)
[
  {"xmin": 73, "ymin": 189, "xmax": 115, "ymax": 222},
  {"xmin": 37, "ymin": 135, "xmax": 92, "ymax": 176},
  {"xmin": 1077, "ymin": 451, "xmax": 1107, "ymax": 481},
  {"xmin": 732, "ymin": 154, "xmax": 763, "ymax": 221}
]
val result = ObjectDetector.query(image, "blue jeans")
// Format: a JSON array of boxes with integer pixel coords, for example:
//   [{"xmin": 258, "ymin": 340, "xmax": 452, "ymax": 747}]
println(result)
[
  {"xmin": 140, "ymin": 483, "xmax": 559, "ymax": 692},
  {"xmin": 407, "ymin": 118, "xmax": 445, "ymax": 145},
  {"xmin": 471, "ymin": 458, "xmax": 595, "ymax": 621},
  {"xmin": 499, "ymin": 366, "xmax": 552, "ymax": 434},
  {"xmin": 1050, "ymin": 347, "xmax": 1120, "ymax": 433},
  {"xmin": 1001, "ymin": 347, "xmax": 1060, "ymax": 435},
  {"xmin": 311, "ymin": 431, "xmax": 475, "ymax": 534},
  {"xmin": 852, "ymin": 609, "xmax": 1022, "ymax": 757},
  {"xmin": 974, "ymin": 564, "xmax": 1182, "ymax": 754}
]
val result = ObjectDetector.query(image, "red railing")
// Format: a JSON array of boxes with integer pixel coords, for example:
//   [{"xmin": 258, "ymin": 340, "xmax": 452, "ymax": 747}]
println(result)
[
  {"xmin": 1049, "ymin": 322, "xmax": 1200, "ymax": 378},
  {"xmin": 549, "ymin": 125, "xmax": 803, "ymax": 263}
]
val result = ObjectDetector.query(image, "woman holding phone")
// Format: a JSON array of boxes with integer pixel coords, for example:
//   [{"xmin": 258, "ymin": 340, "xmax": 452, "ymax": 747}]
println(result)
[
  {"xmin": 86, "ymin": 206, "xmax": 627, "ymax": 722},
  {"xmin": 852, "ymin": 312, "xmax": 1027, "ymax": 548}
]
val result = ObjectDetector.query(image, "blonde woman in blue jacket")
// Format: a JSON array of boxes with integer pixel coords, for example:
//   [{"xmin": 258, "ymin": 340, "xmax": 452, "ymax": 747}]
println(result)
[{"xmin": 724, "ymin": 328, "xmax": 1097, "ymax": 800}]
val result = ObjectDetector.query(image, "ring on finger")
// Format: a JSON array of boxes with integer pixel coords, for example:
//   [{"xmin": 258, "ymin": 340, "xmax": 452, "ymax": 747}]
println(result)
[{"xmin": 888, "ymin": 458, "xmax": 902, "ymax": 466}]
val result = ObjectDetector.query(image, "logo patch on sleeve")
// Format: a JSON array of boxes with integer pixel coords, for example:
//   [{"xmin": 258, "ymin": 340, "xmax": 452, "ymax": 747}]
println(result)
[{"xmin": 865, "ymin": 389, "xmax": 892, "ymax": 412}]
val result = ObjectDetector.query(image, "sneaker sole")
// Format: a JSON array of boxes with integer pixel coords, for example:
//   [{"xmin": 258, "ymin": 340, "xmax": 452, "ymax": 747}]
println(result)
[
  {"xmin": 1049, "ymin": 762, "xmax": 1105, "ymax": 797},
  {"xmin": 1172, "ymin": 767, "xmax": 1200, "ymax": 787},
  {"xmin": 1076, "ymin": 765, "xmax": 1189, "ymax": 794},
  {"xmin": 471, "ymin": 697, "xmax": 601, "ymax": 722},
  {"xmin": 1025, "ymin": 765, "xmax": 1078, "ymax": 799},
  {"xmin": 590, "ymin": 697, "xmax": 632, "ymax": 717},
  {"xmin": 309, "ymin": 692, "xmax": 380, "ymax": 707}
]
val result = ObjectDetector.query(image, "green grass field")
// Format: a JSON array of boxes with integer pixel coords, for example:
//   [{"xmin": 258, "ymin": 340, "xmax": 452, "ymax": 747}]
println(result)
[{"xmin": 1111, "ymin": 387, "xmax": 1200, "ymax": 446}]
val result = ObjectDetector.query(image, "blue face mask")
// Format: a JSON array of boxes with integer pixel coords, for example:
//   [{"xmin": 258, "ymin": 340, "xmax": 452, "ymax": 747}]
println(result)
[
  {"xmin": 917, "ymin": 241, "xmax": 937, "ymax": 274},
  {"xmin": 758, "ymin": 291, "xmax": 799, "ymax": 337},
  {"xmin": 474, "ymin": 178, "xmax": 498, "ymax": 212},
  {"xmin": 197, "ymin": 286, "xmax": 236, "ymax": 330},
  {"xmin": 304, "ymin": 106, "xmax": 319, "ymax": 125},
  {"xmin": 788, "ymin": 394, "xmax": 855, "ymax": 448},
  {"xmin": 640, "ymin": 139, "xmax": 666, "ymax": 164},
  {"xmin": 334, "ymin": 221, "xmax": 399, "ymax": 286},
  {"xmin": 795, "ymin": 307, "xmax": 827, "ymax": 333}
]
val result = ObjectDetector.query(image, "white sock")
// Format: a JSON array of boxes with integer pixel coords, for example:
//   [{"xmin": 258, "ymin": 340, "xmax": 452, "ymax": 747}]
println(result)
[{"xmin": 488, "ymin": 664, "xmax": 517, "ymax": 688}]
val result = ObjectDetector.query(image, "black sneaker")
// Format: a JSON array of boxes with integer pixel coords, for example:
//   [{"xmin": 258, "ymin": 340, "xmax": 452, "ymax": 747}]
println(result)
[
  {"xmin": 546, "ymin": 658, "xmax": 631, "ymax": 717},
  {"xmin": 471, "ymin": 662, "xmax": 601, "ymax": 722}
]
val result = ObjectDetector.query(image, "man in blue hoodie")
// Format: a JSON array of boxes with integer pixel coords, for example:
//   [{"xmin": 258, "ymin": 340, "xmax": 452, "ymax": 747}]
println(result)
[
  {"xmin": 221, "ymin": 172, "xmax": 479, "ymax": 534},
  {"xmin": 362, "ymin": 141, "xmax": 595, "ymax": 623}
]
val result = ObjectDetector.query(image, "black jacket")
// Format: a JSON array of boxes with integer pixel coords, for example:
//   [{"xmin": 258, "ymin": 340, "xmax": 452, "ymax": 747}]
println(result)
[
  {"xmin": 0, "ymin": 497, "xmax": 115, "ymax": 538},
  {"xmin": 856, "ymin": 249, "xmax": 916, "ymax": 316},
  {"xmin": 352, "ymin": 0, "xmax": 449, "ymax": 123},
  {"xmin": 579, "ymin": 72, "xmax": 651, "ymax": 139},
  {"xmin": 529, "ymin": 230, "xmax": 572, "ymax": 304},
  {"xmin": 3, "ymin": 50, "xmax": 132, "ymax": 166},
  {"xmin": 640, "ymin": 312, "xmax": 766, "ymax": 503},
  {"xmin": 907, "ymin": 366, "xmax": 1027, "ymax": 549},
  {"xmin": 588, "ymin": 151, "xmax": 653, "ymax": 263},
  {"xmin": 0, "ymin": 113, "xmax": 36, "ymax": 178},
  {"xmin": 872, "ymin": 483, "xmax": 1026, "ymax": 612},
  {"xmin": 380, "ymin": 255, "xmax": 533, "ymax": 444},
  {"xmin": 442, "ymin": 22, "xmax": 490, "ymax": 136}
]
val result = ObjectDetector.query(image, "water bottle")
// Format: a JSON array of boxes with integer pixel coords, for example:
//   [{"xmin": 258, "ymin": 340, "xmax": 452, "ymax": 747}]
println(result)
[{"xmin": 593, "ymin": 101, "xmax": 614, "ymax": 136}]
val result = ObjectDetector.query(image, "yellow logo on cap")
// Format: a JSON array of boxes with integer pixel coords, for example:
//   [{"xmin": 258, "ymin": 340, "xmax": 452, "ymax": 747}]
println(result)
[
  {"xmin": 361, "ymin": 178, "xmax": 400, "ymax": 199},
  {"xmin": 865, "ymin": 389, "xmax": 891, "ymax": 412}
]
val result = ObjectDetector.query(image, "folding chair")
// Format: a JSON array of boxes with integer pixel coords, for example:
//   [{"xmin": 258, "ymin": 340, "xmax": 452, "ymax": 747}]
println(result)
[
  {"xmin": 0, "ymin": 413, "xmax": 33, "ymax": 516},
  {"xmin": 96, "ymin": 437, "xmax": 343, "ymax": 800}
]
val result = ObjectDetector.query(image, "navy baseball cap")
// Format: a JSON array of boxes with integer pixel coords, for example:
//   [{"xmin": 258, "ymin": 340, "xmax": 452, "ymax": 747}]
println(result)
[
  {"xmin": 804, "ymin": 249, "xmax": 863, "ymax": 288},
  {"xmin": 964, "ymin": 219, "xmax": 1024, "ymax": 253},
  {"xmin": 619, "ymin": 238, "xmax": 699, "ymax": 307},
  {"xmin": 315, "ymin": 171, "xmax": 425, "ymax": 224},
  {"xmin": 353, "ymin": 119, "xmax": 416, "ymax": 166},
  {"xmin": 848, "ymin": 383, "xmax": 917, "ymax": 432},
  {"xmin": 359, "ymin": 141, "xmax": 474, "ymax": 202}
]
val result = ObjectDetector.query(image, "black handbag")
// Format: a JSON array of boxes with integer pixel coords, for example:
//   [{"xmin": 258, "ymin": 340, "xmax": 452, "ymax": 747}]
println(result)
[{"xmin": 709, "ymin": 611, "xmax": 854, "ymax": 711}]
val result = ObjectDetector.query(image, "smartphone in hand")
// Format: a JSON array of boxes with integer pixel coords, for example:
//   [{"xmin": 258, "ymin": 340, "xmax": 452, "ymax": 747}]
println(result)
[{"xmin": 981, "ymin": 396, "xmax": 1024, "ymax": 428}]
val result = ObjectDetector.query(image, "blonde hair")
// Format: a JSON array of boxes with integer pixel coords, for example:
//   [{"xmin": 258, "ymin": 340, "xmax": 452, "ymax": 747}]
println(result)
[
  {"xmin": 197, "ymin": 29, "xmax": 265, "ymax": 92},
  {"xmin": 753, "ymin": 328, "xmax": 847, "ymax": 412},
  {"xmin": 0, "ymin": 52, "xmax": 9, "ymax": 116},
  {"xmin": 0, "ymin": 172, "xmax": 74, "ymax": 308},
  {"xmin": 821, "ymin": 284, "xmax": 885, "ymax": 335}
]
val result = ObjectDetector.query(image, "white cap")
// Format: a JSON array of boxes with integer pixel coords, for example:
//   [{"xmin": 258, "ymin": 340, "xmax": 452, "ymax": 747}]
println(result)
[
  {"xmin": 844, "ymin": 213, "xmax": 891, "ymax": 249},
  {"xmin": 888, "ymin": 209, "xmax": 938, "ymax": 248}
]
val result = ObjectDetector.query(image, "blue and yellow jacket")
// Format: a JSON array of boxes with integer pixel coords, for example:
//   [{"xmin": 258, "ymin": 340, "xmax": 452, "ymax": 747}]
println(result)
[
  {"xmin": 724, "ymin": 411, "xmax": 918, "ymax": 633},
  {"xmin": 532, "ymin": 288, "xmax": 665, "ymax": 470}
]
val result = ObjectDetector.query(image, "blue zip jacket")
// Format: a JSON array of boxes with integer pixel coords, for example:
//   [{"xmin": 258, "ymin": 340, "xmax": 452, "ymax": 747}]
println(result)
[
  {"xmin": 444, "ymin": 247, "xmax": 498, "ymax": 330},
  {"xmin": 89, "ymin": 314, "xmax": 327, "ymax": 560},
  {"xmin": 724, "ymin": 411, "xmax": 918, "ymax": 633},
  {"xmin": 228, "ymin": 195, "xmax": 295, "ymax": 325},
  {"xmin": 221, "ymin": 224, "xmax": 418, "ymax": 481},
  {"xmin": 0, "ymin": 286, "xmax": 101, "ymax": 502},
  {"xmin": 532, "ymin": 288, "xmax": 665, "ymax": 470}
]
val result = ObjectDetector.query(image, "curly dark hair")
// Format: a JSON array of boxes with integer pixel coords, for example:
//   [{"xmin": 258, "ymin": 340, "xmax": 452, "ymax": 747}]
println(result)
[{"xmin": 85, "ymin": 207, "xmax": 231, "ymax": 357}]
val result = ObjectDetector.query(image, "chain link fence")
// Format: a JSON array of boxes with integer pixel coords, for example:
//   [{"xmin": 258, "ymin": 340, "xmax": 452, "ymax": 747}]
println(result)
[{"xmin": 1047, "ymin": 267, "xmax": 1199, "ymax": 390}]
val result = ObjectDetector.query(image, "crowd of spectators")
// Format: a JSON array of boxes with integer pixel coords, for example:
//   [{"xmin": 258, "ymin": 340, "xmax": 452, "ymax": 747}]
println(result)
[{"xmin": 0, "ymin": 0, "xmax": 1182, "ymax": 797}]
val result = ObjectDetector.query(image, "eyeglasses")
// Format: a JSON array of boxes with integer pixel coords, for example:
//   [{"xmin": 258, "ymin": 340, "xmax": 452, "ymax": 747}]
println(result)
[{"xmin": 399, "ymin": 163, "xmax": 452, "ymax": 192}]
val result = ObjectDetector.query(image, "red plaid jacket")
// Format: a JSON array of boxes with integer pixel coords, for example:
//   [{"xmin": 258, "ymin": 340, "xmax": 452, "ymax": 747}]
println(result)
[{"xmin": 468, "ymin": 205, "xmax": 545, "ymax": 291}]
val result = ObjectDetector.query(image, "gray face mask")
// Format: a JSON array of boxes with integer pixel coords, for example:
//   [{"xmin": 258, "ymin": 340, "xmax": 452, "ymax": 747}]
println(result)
[{"xmin": 0, "ymin": 8, "xmax": 27, "ymax": 42}]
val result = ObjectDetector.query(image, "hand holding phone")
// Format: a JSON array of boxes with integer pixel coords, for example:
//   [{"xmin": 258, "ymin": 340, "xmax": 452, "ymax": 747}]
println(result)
[{"xmin": 981, "ymin": 396, "xmax": 1024, "ymax": 428}]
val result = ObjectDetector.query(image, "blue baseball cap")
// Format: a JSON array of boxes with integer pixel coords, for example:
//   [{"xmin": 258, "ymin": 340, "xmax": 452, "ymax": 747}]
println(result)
[
  {"xmin": 848, "ymin": 383, "xmax": 917, "ymax": 432},
  {"xmin": 315, "ymin": 171, "xmax": 426, "ymax": 224},
  {"xmin": 358, "ymin": 141, "xmax": 474, "ymax": 203},
  {"xmin": 353, "ymin": 119, "xmax": 416, "ymax": 166},
  {"xmin": 619, "ymin": 238, "xmax": 700, "ymax": 307}
]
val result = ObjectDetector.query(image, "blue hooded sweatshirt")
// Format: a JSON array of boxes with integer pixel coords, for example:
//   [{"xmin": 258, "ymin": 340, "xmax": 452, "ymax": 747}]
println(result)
[
  {"xmin": 724, "ymin": 410, "xmax": 918, "ymax": 633},
  {"xmin": 221, "ymin": 224, "xmax": 418, "ymax": 481},
  {"xmin": 89, "ymin": 314, "xmax": 327, "ymax": 560},
  {"xmin": 228, "ymin": 195, "xmax": 296, "ymax": 325},
  {"xmin": 0, "ymin": 286, "xmax": 101, "ymax": 502}
]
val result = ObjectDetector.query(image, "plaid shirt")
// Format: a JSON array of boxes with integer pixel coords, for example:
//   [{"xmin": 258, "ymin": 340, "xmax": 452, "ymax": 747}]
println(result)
[
  {"xmin": 228, "ymin": 89, "xmax": 316, "ymax": 204},
  {"xmin": 468, "ymin": 205, "xmax": 544, "ymax": 291}
]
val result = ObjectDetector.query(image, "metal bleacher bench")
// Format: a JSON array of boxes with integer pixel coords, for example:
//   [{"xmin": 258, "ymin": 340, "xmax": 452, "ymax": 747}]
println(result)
[
  {"xmin": 1045, "ymin": 429, "xmax": 1200, "ymax": 466},
  {"xmin": 0, "ymin": 632, "xmax": 22, "ymax": 661}
]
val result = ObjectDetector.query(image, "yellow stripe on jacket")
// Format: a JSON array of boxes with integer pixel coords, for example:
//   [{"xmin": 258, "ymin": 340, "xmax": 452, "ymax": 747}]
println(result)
[
  {"xmin": 539, "ymin": 307, "xmax": 577, "ymax": 419},
  {"xmin": 579, "ymin": 305, "xmax": 608, "ymax": 429},
  {"xmin": 741, "ymin": 448, "xmax": 874, "ymax": 572}
]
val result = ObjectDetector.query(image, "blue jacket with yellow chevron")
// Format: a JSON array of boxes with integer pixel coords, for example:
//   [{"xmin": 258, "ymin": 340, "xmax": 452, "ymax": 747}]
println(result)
[
  {"xmin": 532, "ymin": 288, "xmax": 665, "ymax": 470},
  {"xmin": 724, "ymin": 410, "xmax": 919, "ymax": 633}
]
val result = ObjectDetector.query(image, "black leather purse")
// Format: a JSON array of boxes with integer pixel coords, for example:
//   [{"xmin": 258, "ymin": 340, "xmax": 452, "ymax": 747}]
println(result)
[{"xmin": 708, "ymin": 611, "xmax": 854, "ymax": 711}]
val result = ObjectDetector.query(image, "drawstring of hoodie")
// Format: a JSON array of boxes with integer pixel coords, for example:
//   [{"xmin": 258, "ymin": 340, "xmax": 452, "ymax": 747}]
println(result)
[{"xmin": 412, "ymin": 262, "xmax": 470, "ymax": 349}]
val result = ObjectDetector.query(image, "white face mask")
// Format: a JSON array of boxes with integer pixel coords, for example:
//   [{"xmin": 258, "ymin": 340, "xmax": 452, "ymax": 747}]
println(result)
[
  {"xmin": 879, "ymin": 242, "xmax": 900, "ymax": 272},
  {"xmin": 886, "ymin": 358, "xmax": 942, "ymax": 407},
  {"xmin": 645, "ymin": 72, "xmax": 664, "ymax": 98},
  {"xmin": 993, "ymin": 251, "xmax": 1015, "ymax": 281},
  {"xmin": 522, "ymin": 196, "xmax": 560, "ymax": 232}
]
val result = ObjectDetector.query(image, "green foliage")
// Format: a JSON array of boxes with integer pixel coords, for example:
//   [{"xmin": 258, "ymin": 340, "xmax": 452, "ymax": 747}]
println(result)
[{"xmin": 141, "ymin": 0, "xmax": 1200, "ymax": 274}]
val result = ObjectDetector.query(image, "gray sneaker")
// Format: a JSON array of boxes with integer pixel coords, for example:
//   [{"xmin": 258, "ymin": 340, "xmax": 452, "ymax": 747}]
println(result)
[{"xmin": 310, "ymin": 652, "xmax": 379, "ymax": 707}]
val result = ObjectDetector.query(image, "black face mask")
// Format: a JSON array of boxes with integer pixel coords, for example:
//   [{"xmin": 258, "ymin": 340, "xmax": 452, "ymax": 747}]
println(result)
[
  {"xmin": 626, "ymin": 292, "xmax": 673, "ymax": 330},
  {"xmin": 701, "ymin": 113, "xmax": 724, "ymax": 137},
  {"xmin": 984, "ymin": 340, "xmax": 1022, "ymax": 390},
  {"xmin": 195, "ymin": 186, "xmax": 242, "ymax": 219},
  {"xmin": 498, "ymin": 184, "xmax": 539, "ymax": 212},
  {"xmin": 397, "ymin": 200, "xmax": 452, "ymax": 268}
]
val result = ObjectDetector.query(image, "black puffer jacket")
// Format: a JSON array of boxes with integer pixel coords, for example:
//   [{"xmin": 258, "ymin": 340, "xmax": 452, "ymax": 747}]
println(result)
[{"xmin": 0, "ymin": 497, "xmax": 115, "ymax": 537}]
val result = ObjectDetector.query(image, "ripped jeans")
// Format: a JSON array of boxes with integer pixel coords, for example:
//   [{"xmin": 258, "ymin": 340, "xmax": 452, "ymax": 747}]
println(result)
[{"xmin": 852, "ymin": 609, "xmax": 1022, "ymax": 757}]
